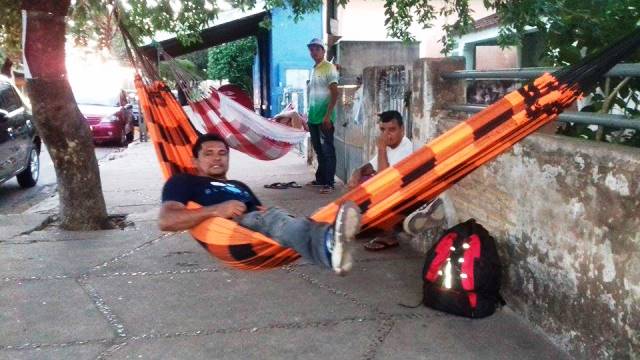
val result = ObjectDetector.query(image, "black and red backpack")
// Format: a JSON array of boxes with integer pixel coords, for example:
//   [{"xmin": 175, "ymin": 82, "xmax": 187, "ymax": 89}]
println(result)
[{"xmin": 422, "ymin": 219, "xmax": 503, "ymax": 318}]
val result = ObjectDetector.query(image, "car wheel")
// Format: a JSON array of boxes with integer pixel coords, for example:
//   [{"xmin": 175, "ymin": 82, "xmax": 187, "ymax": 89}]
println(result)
[
  {"xmin": 17, "ymin": 147, "xmax": 40, "ymax": 188},
  {"xmin": 126, "ymin": 129, "xmax": 134, "ymax": 143}
]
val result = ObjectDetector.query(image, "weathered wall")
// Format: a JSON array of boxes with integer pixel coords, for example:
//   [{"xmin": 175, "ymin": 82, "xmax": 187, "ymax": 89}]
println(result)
[
  {"xmin": 336, "ymin": 41, "xmax": 419, "ymax": 84},
  {"xmin": 334, "ymin": 65, "xmax": 410, "ymax": 182},
  {"xmin": 411, "ymin": 57, "xmax": 640, "ymax": 358},
  {"xmin": 441, "ymin": 118, "xmax": 640, "ymax": 358}
]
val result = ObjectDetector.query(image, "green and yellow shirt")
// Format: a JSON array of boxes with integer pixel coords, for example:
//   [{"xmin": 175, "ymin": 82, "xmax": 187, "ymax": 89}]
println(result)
[{"xmin": 308, "ymin": 60, "xmax": 339, "ymax": 125}]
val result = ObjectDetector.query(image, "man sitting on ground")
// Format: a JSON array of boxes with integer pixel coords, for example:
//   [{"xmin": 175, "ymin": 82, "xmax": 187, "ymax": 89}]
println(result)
[
  {"xmin": 346, "ymin": 110, "xmax": 412, "ymax": 250},
  {"xmin": 347, "ymin": 110, "xmax": 413, "ymax": 188},
  {"xmin": 347, "ymin": 110, "xmax": 444, "ymax": 250},
  {"xmin": 158, "ymin": 134, "xmax": 361, "ymax": 275}
]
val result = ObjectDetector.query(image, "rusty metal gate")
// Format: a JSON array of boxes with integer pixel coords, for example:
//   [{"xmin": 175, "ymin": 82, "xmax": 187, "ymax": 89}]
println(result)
[{"xmin": 334, "ymin": 65, "xmax": 412, "ymax": 182}]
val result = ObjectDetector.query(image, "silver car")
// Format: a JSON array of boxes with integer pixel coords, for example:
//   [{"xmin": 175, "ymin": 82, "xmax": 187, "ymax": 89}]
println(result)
[{"xmin": 0, "ymin": 76, "xmax": 40, "ymax": 188}]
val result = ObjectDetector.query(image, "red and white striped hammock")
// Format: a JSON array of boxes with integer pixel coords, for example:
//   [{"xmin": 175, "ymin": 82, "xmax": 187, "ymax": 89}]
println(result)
[{"xmin": 165, "ymin": 55, "xmax": 307, "ymax": 161}]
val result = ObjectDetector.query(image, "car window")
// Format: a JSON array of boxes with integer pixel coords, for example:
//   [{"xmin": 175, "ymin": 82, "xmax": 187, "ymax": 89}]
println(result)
[
  {"xmin": 5, "ymin": 88, "xmax": 23, "ymax": 112},
  {"xmin": 0, "ymin": 82, "xmax": 10, "ymax": 112},
  {"xmin": 0, "ymin": 82, "xmax": 23, "ymax": 112}
]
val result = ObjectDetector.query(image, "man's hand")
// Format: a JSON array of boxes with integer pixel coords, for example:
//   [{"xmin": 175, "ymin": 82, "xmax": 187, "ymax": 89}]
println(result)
[
  {"xmin": 214, "ymin": 200, "xmax": 247, "ymax": 219},
  {"xmin": 376, "ymin": 133, "xmax": 387, "ymax": 150},
  {"xmin": 322, "ymin": 114, "xmax": 333, "ymax": 132},
  {"xmin": 347, "ymin": 172, "xmax": 361, "ymax": 189}
]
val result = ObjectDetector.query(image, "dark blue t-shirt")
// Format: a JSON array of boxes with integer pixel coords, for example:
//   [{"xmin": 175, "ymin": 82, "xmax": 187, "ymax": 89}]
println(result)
[{"xmin": 161, "ymin": 173, "xmax": 261, "ymax": 213}]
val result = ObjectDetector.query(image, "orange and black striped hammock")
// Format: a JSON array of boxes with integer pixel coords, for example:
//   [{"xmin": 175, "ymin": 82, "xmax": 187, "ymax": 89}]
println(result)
[{"xmin": 135, "ymin": 29, "xmax": 640, "ymax": 270}]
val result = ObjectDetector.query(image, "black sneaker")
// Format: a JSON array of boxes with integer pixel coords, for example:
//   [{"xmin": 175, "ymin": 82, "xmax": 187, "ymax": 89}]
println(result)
[{"xmin": 326, "ymin": 201, "xmax": 361, "ymax": 275}]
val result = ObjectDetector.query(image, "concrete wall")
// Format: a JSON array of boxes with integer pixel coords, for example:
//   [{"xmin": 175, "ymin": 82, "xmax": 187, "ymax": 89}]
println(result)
[
  {"xmin": 336, "ymin": 41, "xmax": 419, "ymax": 84},
  {"xmin": 412, "ymin": 57, "xmax": 640, "ymax": 358},
  {"xmin": 269, "ymin": 7, "xmax": 322, "ymax": 116}
]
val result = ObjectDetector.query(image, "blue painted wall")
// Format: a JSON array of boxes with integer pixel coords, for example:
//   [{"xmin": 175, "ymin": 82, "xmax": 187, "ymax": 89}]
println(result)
[{"xmin": 268, "ymin": 7, "xmax": 322, "ymax": 116}]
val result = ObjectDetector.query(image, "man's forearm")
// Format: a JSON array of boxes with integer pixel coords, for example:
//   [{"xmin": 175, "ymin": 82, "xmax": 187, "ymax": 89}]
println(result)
[
  {"xmin": 377, "ymin": 148, "xmax": 390, "ymax": 171},
  {"xmin": 159, "ymin": 205, "xmax": 225, "ymax": 231},
  {"xmin": 325, "ymin": 85, "xmax": 338, "ymax": 118}
]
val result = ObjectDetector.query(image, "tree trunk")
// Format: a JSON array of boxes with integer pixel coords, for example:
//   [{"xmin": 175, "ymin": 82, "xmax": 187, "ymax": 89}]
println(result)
[{"xmin": 22, "ymin": 0, "xmax": 110, "ymax": 230}]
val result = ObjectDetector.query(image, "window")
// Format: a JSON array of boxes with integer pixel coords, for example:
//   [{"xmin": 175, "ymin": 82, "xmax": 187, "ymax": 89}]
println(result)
[{"xmin": 4, "ymin": 87, "xmax": 23, "ymax": 112}]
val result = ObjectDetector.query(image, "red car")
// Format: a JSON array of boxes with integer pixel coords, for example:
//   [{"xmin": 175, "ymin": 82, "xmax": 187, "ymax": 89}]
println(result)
[{"xmin": 76, "ymin": 89, "xmax": 134, "ymax": 146}]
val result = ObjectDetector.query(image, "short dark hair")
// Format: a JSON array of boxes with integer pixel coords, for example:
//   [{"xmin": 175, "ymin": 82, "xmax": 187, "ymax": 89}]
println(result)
[
  {"xmin": 378, "ymin": 110, "xmax": 403, "ymax": 127},
  {"xmin": 192, "ymin": 133, "xmax": 229, "ymax": 158}
]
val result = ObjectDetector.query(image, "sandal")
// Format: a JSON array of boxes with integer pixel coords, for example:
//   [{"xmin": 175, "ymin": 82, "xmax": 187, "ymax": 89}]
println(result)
[
  {"xmin": 319, "ymin": 185, "xmax": 335, "ymax": 194},
  {"xmin": 264, "ymin": 182, "xmax": 289, "ymax": 189},
  {"xmin": 363, "ymin": 237, "xmax": 399, "ymax": 251},
  {"xmin": 284, "ymin": 181, "xmax": 302, "ymax": 188}
]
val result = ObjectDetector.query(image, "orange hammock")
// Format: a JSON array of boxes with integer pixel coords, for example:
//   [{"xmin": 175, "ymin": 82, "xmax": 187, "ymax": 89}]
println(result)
[{"xmin": 135, "ymin": 28, "xmax": 640, "ymax": 270}]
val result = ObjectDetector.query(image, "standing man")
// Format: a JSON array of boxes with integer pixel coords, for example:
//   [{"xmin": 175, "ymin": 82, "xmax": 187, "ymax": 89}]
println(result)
[{"xmin": 306, "ymin": 38, "xmax": 339, "ymax": 194}]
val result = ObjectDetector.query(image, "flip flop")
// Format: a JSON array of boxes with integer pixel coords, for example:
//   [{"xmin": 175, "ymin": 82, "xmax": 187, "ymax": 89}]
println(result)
[
  {"xmin": 363, "ymin": 237, "xmax": 400, "ymax": 251},
  {"xmin": 284, "ymin": 181, "xmax": 302, "ymax": 188},
  {"xmin": 264, "ymin": 182, "xmax": 289, "ymax": 189}
]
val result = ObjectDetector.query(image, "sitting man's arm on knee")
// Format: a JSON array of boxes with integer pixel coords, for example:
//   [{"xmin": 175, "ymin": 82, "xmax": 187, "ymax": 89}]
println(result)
[
  {"xmin": 347, "ymin": 163, "xmax": 376, "ymax": 189},
  {"xmin": 158, "ymin": 200, "xmax": 247, "ymax": 232}
]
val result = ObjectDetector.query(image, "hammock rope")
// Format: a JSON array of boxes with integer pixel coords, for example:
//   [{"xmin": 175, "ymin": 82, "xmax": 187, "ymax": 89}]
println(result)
[{"xmin": 128, "ymin": 26, "xmax": 640, "ymax": 270}]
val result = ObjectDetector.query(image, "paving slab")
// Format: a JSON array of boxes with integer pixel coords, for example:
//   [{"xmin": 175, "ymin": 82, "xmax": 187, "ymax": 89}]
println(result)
[
  {"xmin": 377, "ymin": 308, "xmax": 572, "ymax": 360},
  {"xmin": 91, "ymin": 232, "xmax": 216, "ymax": 275},
  {"xmin": 109, "ymin": 321, "xmax": 376, "ymax": 360},
  {"xmin": 0, "ymin": 344, "xmax": 108, "ymax": 360},
  {"xmin": 0, "ymin": 214, "xmax": 52, "ymax": 241},
  {"xmin": 288, "ymin": 254, "xmax": 425, "ymax": 315},
  {"xmin": 86, "ymin": 270, "xmax": 371, "ymax": 336},
  {"xmin": 102, "ymin": 190, "xmax": 161, "ymax": 211},
  {"xmin": 0, "ymin": 279, "xmax": 113, "ymax": 346},
  {"xmin": 0, "ymin": 223, "xmax": 164, "ymax": 279}
]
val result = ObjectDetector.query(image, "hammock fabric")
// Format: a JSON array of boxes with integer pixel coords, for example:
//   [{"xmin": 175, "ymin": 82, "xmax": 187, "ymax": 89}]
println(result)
[
  {"xmin": 135, "ymin": 28, "xmax": 640, "ymax": 271},
  {"xmin": 186, "ymin": 87, "xmax": 308, "ymax": 160},
  {"xmin": 160, "ymin": 50, "xmax": 308, "ymax": 161}
]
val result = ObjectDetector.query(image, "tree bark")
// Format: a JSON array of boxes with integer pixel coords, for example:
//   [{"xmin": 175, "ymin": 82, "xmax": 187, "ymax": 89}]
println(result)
[{"xmin": 22, "ymin": 0, "xmax": 110, "ymax": 230}]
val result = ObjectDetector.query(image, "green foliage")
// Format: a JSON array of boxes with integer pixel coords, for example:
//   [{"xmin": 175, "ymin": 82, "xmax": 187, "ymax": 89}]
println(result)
[
  {"xmin": 381, "ymin": 0, "xmax": 474, "ymax": 54},
  {"xmin": 0, "ymin": 1, "xmax": 22, "ymax": 60},
  {"xmin": 181, "ymin": 50, "xmax": 209, "ymax": 75},
  {"xmin": 207, "ymin": 37, "xmax": 257, "ymax": 93},
  {"xmin": 159, "ymin": 58, "xmax": 204, "ymax": 87},
  {"xmin": 486, "ymin": 0, "xmax": 640, "ymax": 66}
]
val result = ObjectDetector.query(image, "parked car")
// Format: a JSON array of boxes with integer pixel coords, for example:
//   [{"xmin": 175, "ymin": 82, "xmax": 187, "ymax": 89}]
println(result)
[
  {"xmin": 0, "ymin": 75, "xmax": 40, "ymax": 188},
  {"xmin": 75, "ymin": 89, "xmax": 134, "ymax": 146}
]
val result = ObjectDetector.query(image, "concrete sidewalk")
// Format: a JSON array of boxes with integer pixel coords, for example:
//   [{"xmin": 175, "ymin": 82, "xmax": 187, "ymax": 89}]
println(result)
[{"xmin": 0, "ymin": 141, "xmax": 571, "ymax": 359}]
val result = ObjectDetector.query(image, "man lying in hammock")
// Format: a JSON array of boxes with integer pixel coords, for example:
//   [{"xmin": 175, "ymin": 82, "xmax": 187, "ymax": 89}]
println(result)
[{"xmin": 158, "ymin": 134, "xmax": 362, "ymax": 275}]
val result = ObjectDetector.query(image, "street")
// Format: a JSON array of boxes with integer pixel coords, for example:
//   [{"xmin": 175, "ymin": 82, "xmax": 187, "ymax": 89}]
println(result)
[{"xmin": 0, "ymin": 145, "xmax": 122, "ymax": 215}]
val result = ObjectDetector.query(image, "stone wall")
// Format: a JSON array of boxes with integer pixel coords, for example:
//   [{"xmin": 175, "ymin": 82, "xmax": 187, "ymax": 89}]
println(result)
[
  {"xmin": 336, "ymin": 41, "xmax": 419, "ymax": 84},
  {"xmin": 440, "ymin": 117, "xmax": 640, "ymax": 358},
  {"xmin": 413, "ymin": 57, "xmax": 640, "ymax": 358}
]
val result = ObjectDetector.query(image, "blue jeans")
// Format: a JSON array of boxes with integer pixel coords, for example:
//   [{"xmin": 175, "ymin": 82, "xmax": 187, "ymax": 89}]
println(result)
[
  {"xmin": 238, "ymin": 208, "xmax": 332, "ymax": 268},
  {"xmin": 309, "ymin": 123, "xmax": 336, "ymax": 186}
]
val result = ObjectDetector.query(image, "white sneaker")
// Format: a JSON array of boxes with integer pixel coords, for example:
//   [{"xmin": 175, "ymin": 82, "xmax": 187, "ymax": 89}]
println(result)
[
  {"xmin": 328, "ymin": 201, "xmax": 361, "ymax": 276},
  {"xmin": 403, "ymin": 198, "xmax": 445, "ymax": 236}
]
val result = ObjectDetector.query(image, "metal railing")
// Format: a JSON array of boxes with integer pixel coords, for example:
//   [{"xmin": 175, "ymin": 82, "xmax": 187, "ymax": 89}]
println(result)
[
  {"xmin": 441, "ymin": 63, "xmax": 640, "ymax": 80},
  {"xmin": 442, "ymin": 63, "xmax": 640, "ymax": 130},
  {"xmin": 447, "ymin": 105, "xmax": 640, "ymax": 130}
]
